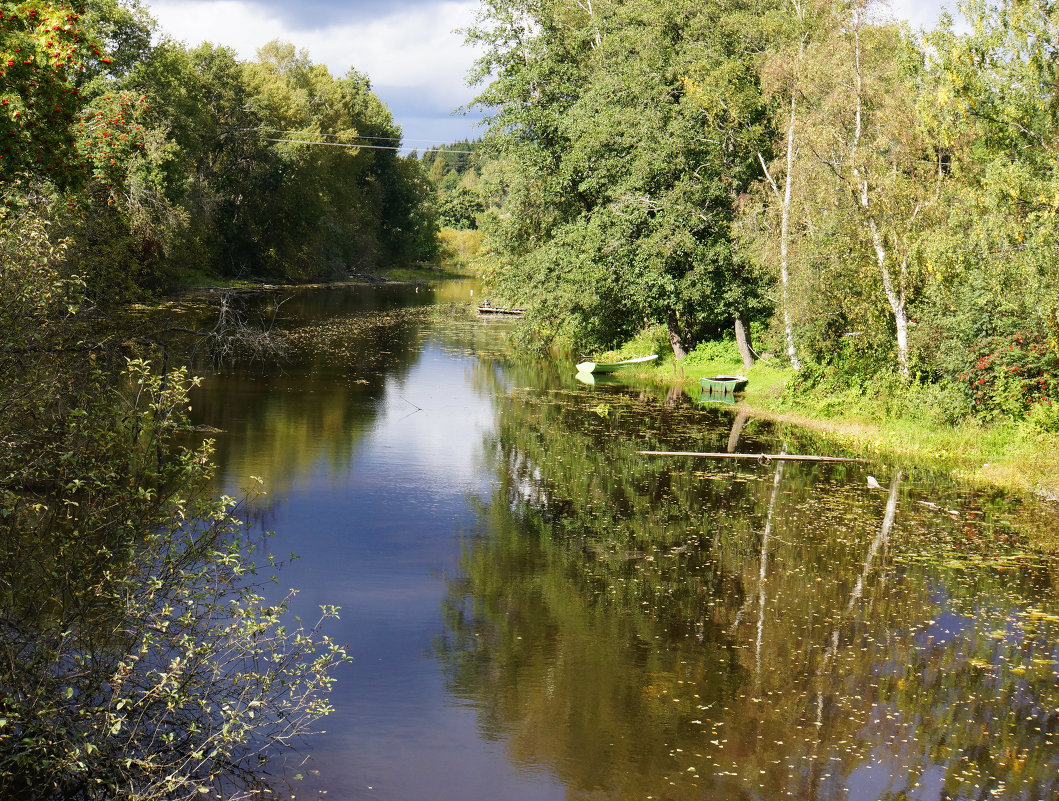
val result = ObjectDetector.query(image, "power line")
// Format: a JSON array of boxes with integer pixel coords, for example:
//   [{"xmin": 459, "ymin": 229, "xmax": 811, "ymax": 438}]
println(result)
[
  {"xmin": 255, "ymin": 128, "xmax": 481, "ymax": 150},
  {"xmin": 262, "ymin": 138, "xmax": 473, "ymax": 153},
  {"xmin": 259, "ymin": 128, "xmax": 478, "ymax": 145}
]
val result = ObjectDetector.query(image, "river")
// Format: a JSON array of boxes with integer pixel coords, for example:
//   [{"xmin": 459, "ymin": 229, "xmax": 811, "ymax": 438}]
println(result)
[{"xmin": 184, "ymin": 281, "xmax": 1059, "ymax": 801}]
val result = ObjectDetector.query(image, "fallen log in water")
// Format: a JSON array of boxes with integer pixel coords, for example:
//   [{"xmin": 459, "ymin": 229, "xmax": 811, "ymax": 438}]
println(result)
[{"xmin": 637, "ymin": 450, "xmax": 864, "ymax": 464}]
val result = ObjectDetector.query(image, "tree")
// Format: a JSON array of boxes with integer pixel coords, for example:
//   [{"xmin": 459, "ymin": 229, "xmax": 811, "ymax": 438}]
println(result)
[
  {"xmin": 436, "ymin": 185, "xmax": 483, "ymax": 229},
  {"xmin": 468, "ymin": 0, "xmax": 773, "ymax": 356},
  {"xmin": 916, "ymin": 0, "xmax": 1059, "ymax": 386},
  {"xmin": 751, "ymin": 0, "xmax": 839, "ymax": 371},
  {"xmin": 746, "ymin": 1, "xmax": 955, "ymax": 380},
  {"xmin": 0, "ymin": 1, "xmax": 97, "ymax": 187}
]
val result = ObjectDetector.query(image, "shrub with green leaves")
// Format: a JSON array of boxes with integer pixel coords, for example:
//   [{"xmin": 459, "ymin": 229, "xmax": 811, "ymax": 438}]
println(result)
[
  {"xmin": 0, "ymin": 359, "xmax": 349, "ymax": 800},
  {"xmin": 1, "ymin": 218, "xmax": 347, "ymax": 799},
  {"xmin": 957, "ymin": 330, "xmax": 1058, "ymax": 420}
]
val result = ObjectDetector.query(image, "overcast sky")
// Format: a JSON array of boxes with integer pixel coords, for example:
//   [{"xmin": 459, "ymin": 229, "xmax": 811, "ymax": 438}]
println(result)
[{"xmin": 147, "ymin": 0, "xmax": 960, "ymax": 152}]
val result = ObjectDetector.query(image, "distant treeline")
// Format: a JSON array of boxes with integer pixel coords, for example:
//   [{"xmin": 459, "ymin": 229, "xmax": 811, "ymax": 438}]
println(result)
[
  {"xmin": 418, "ymin": 139, "xmax": 486, "ymax": 230},
  {"xmin": 465, "ymin": 0, "xmax": 1059, "ymax": 424},
  {"xmin": 1, "ymin": 1, "xmax": 437, "ymax": 302}
]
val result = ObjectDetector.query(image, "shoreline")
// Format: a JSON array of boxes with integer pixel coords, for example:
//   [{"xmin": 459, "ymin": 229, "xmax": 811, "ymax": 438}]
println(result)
[
  {"xmin": 165, "ymin": 264, "xmax": 472, "ymax": 296},
  {"xmin": 153, "ymin": 274, "xmax": 1059, "ymax": 506},
  {"xmin": 645, "ymin": 363, "xmax": 1059, "ymax": 506}
]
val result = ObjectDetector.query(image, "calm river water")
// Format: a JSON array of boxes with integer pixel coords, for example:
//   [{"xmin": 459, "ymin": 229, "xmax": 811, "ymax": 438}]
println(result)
[{"xmin": 183, "ymin": 281, "xmax": 1059, "ymax": 801}]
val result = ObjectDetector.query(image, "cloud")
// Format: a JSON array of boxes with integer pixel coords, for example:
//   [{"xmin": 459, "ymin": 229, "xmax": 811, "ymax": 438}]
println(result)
[
  {"xmin": 145, "ymin": 0, "xmax": 958, "ymax": 148},
  {"xmin": 148, "ymin": 0, "xmax": 483, "ymax": 142},
  {"xmin": 187, "ymin": 0, "xmax": 444, "ymax": 30},
  {"xmin": 883, "ymin": 0, "xmax": 960, "ymax": 30}
]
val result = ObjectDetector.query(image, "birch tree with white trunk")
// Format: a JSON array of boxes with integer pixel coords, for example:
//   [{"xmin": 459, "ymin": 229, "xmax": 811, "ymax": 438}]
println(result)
[
  {"xmin": 755, "ymin": 0, "xmax": 828, "ymax": 372},
  {"xmin": 814, "ymin": 1, "xmax": 947, "ymax": 380}
]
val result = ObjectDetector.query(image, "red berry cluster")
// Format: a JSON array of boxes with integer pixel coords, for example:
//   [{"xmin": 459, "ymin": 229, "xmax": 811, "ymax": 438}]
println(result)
[
  {"xmin": 0, "ymin": 2, "xmax": 111, "ymax": 185},
  {"xmin": 74, "ymin": 91, "xmax": 148, "ymax": 201},
  {"xmin": 957, "ymin": 329, "xmax": 1058, "ymax": 415}
]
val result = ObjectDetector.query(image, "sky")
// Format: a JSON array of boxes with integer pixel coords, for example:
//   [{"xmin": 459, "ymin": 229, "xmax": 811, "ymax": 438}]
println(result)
[{"xmin": 146, "ymin": 0, "xmax": 960, "ymax": 153}]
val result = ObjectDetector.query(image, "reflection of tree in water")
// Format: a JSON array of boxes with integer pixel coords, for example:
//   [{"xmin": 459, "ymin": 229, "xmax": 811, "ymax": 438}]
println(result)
[
  {"xmin": 176, "ymin": 286, "xmax": 457, "ymax": 494},
  {"xmin": 437, "ymin": 382, "xmax": 1059, "ymax": 800}
]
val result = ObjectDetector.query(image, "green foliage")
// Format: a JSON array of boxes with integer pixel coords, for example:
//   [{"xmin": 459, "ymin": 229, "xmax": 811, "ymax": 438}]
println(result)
[
  {"xmin": 586, "ymin": 324, "xmax": 673, "ymax": 367},
  {"xmin": 782, "ymin": 362, "xmax": 978, "ymax": 428},
  {"xmin": 0, "ymin": 219, "xmax": 348, "ymax": 799},
  {"xmin": 681, "ymin": 337, "xmax": 742, "ymax": 368},
  {"xmin": 420, "ymin": 140, "xmax": 486, "ymax": 238},
  {"xmin": 420, "ymin": 139, "xmax": 482, "ymax": 181},
  {"xmin": 0, "ymin": 1, "xmax": 95, "ymax": 186},
  {"xmin": 956, "ymin": 330, "xmax": 1059, "ymax": 420},
  {"xmin": 0, "ymin": 205, "xmax": 83, "ymax": 349},
  {"xmin": 1027, "ymin": 399, "xmax": 1059, "ymax": 434},
  {"xmin": 468, "ymin": 0, "xmax": 774, "ymax": 354},
  {"xmin": 435, "ymin": 185, "xmax": 483, "ymax": 229},
  {"xmin": 438, "ymin": 226, "xmax": 483, "ymax": 269},
  {"xmin": 4, "ymin": 18, "xmax": 440, "ymax": 301},
  {"xmin": 0, "ymin": 361, "xmax": 348, "ymax": 800},
  {"xmin": 725, "ymin": 0, "xmax": 1059, "ymax": 422},
  {"xmin": 72, "ymin": 89, "xmax": 148, "ymax": 198}
]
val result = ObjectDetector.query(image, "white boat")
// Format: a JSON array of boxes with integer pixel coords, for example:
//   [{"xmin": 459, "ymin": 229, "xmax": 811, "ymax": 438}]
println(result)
[{"xmin": 575, "ymin": 354, "xmax": 658, "ymax": 374}]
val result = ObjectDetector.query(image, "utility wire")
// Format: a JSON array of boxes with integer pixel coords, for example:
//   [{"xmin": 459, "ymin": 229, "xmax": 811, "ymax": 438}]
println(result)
[
  {"xmin": 258, "ymin": 128, "xmax": 478, "ymax": 145},
  {"xmin": 263, "ymin": 137, "xmax": 473, "ymax": 153}
]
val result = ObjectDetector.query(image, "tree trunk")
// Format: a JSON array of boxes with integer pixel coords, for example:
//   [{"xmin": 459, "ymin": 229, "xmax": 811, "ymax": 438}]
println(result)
[
  {"xmin": 851, "ymin": 11, "xmax": 909, "ymax": 381},
  {"xmin": 755, "ymin": 452, "xmax": 785, "ymax": 695},
  {"xmin": 868, "ymin": 219, "xmax": 911, "ymax": 380},
  {"xmin": 667, "ymin": 307, "xmax": 688, "ymax": 361},
  {"xmin": 734, "ymin": 314, "xmax": 756, "ymax": 371},
  {"xmin": 779, "ymin": 90, "xmax": 802, "ymax": 371},
  {"xmin": 726, "ymin": 409, "xmax": 750, "ymax": 453},
  {"xmin": 757, "ymin": 51, "xmax": 803, "ymax": 372}
]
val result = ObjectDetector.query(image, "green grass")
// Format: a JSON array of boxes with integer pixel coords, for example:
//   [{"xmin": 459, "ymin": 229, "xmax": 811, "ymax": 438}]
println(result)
[
  {"xmin": 587, "ymin": 331, "xmax": 1059, "ymax": 505},
  {"xmin": 376, "ymin": 264, "xmax": 474, "ymax": 282}
]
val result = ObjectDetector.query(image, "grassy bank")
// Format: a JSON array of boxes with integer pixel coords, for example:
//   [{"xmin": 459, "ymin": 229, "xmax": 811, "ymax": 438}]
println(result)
[
  {"xmin": 376, "ymin": 263, "xmax": 474, "ymax": 282},
  {"xmin": 591, "ymin": 332, "xmax": 1059, "ymax": 504}
]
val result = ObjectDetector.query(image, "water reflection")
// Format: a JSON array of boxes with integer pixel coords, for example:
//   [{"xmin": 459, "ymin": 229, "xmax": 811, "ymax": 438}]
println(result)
[
  {"xmin": 179, "ymin": 282, "xmax": 489, "ymax": 496},
  {"xmin": 180, "ymin": 283, "xmax": 1059, "ymax": 801},
  {"xmin": 440, "ymin": 369, "xmax": 1059, "ymax": 801}
]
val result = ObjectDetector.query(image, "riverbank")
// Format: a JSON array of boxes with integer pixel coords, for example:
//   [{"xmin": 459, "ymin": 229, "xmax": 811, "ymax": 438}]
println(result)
[
  {"xmin": 594, "ymin": 338, "xmax": 1059, "ymax": 504},
  {"xmin": 168, "ymin": 264, "xmax": 473, "ymax": 294}
]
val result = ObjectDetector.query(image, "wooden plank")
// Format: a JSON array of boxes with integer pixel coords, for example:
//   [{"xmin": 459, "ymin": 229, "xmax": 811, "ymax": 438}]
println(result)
[{"xmin": 637, "ymin": 451, "xmax": 864, "ymax": 463}]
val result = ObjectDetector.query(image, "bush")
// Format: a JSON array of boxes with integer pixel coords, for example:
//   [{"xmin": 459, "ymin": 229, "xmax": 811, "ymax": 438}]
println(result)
[
  {"xmin": 904, "ymin": 381, "xmax": 973, "ymax": 426},
  {"xmin": 438, "ymin": 227, "xmax": 483, "ymax": 269},
  {"xmin": 780, "ymin": 363, "xmax": 974, "ymax": 427},
  {"xmin": 956, "ymin": 329, "xmax": 1059, "ymax": 420},
  {"xmin": 0, "ymin": 360, "xmax": 349, "ymax": 801},
  {"xmin": 609, "ymin": 324, "xmax": 673, "ymax": 361},
  {"xmin": 1027, "ymin": 399, "xmax": 1059, "ymax": 433},
  {"xmin": 1, "ymin": 219, "xmax": 347, "ymax": 798},
  {"xmin": 682, "ymin": 336, "xmax": 742, "ymax": 367}
]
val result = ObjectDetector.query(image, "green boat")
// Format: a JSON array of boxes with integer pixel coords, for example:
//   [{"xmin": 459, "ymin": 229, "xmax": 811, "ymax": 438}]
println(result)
[
  {"xmin": 576, "ymin": 354, "xmax": 658, "ymax": 374},
  {"xmin": 700, "ymin": 375, "xmax": 748, "ymax": 394},
  {"xmin": 697, "ymin": 390, "xmax": 736, "ymax": 405}
]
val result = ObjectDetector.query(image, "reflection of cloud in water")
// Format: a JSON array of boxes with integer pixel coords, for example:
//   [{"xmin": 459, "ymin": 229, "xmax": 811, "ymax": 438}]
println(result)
[{"xmin": 365, "ymin": 342, "xmax": 495, "ymax": 498}]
